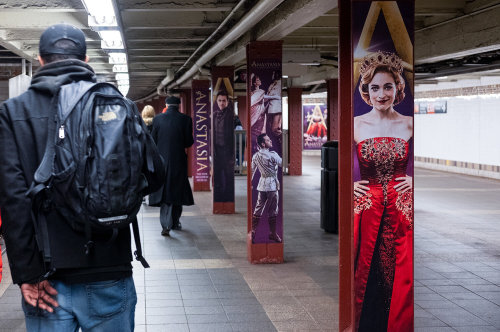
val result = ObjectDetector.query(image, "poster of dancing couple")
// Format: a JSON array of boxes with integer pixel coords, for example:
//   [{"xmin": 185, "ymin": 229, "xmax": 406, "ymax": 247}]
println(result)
[{"xmin": 247, "ymin": 42, "xmax": 284, "ymax": 245}]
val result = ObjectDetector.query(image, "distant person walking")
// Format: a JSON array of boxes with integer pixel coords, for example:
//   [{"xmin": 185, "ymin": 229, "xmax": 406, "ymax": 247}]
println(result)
[
  {"xmin": 141, "ymin": 104, "xmax": 156, "ymax": 133},
  {"xmin": 150, "ymin": 96, "xmax": 194, "ymax": 236}
]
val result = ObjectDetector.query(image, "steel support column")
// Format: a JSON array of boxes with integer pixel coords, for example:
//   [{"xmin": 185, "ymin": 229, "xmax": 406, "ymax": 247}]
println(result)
[
  {"xmin": 287, "ymin": 87, "xmax": 302, "ymax": 176},
  {"xmin": 326, "ymin": 79, "xmax": 339, "ymax": 141}
]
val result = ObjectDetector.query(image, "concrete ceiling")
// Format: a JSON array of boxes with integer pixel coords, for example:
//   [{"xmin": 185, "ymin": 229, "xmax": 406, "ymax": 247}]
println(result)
[{"xmin": 1, "ymin": 0, "xmax": 500, "ymax": 100}]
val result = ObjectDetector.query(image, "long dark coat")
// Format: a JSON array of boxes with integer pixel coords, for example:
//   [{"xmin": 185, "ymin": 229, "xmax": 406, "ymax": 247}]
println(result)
[{"xmin": 149, "ymin": 106, "xmax": 194, "ymax": 206}]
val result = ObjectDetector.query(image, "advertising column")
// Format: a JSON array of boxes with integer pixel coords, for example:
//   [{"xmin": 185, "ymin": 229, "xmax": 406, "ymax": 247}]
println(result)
[
  {"xmin": 211, "ymin": 67, "xmax": 235, "ymax": 214},
  {"xmin": 191, "ymin": 80, "xmax": 211, "ymax": 192},
  {"xmin": 348, "ymin": 1, "xmax": 415, "ymax": 331},
  {"xmin": 246, "ymin": 41, "xmax": 284, "ymax": 263}
]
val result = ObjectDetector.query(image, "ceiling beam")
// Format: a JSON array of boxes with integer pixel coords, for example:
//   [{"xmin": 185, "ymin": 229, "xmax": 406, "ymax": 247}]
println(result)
[
  {"xmin": 215, "ymin": 0, "xmax": 338, "ymax": 66},
  {"xmin": 118, "ymin": 0, "xmax": 233, "ymax": 12},
  {"xmin": 127, "ymin": 38, "xmax": 206, "ymax": 43},
  {"xmin": 415, "ymin": 5, "xmax": 500, "ymax": 64},
  {"xmin": 0, "ymin": 12, "xmax": 86, "ymax": 29},
  {"xmin": 288, "ymin": 65, "xmax": 337, "ymax": 87},
  {"xmin": 125, "ymin": 24, "xmax": 219, "ymax": 31}
]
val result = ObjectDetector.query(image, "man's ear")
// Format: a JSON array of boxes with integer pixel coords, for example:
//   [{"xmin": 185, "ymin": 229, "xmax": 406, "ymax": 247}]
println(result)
[
  {"xmin": 37, "ymin": 55, "xmax": 45, "ymax": 66},
  {"xmin": 85, "ymin": 55, "xmax": 89, "ymax": 63}
]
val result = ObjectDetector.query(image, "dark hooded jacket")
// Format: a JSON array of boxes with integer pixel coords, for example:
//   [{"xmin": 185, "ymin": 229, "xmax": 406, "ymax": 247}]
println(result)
[{"xmin": 0, "ymin": 59, "xmax": 157, "ymax": 285}]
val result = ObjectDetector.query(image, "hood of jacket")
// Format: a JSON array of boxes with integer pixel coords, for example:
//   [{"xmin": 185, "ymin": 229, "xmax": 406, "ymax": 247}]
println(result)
[{"xmin": 29, "ymin": 59, "xmax": 96, "ymax": 96}]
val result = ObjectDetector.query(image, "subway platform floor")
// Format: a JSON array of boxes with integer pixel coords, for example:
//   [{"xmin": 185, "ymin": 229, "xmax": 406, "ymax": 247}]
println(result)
[{"xmin": 0, "ymin": 155, "xmax": 499, "ymax": 331}]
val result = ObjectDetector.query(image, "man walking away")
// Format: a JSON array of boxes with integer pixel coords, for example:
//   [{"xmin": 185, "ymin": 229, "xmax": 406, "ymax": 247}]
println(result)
[
  {"xmin": 0, "ymin": 23, "xmax": 164, "ymax": 331},
  {"xmin": 149, "ymin": 96, "xmax": 195, "ymax": 236}
]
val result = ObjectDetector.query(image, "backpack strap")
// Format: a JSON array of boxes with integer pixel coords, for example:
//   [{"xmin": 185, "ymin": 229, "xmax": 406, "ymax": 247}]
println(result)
[{"xmin": 131, "ymin": 217, "xmax": 149, "ymax": 268}]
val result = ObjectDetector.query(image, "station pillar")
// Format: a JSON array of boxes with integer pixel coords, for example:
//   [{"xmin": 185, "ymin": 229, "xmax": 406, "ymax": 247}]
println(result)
[
  {"xmin": 211, "ymin": 66, "xmax": 235, "ymax": 214},
  {"xmin": 288, "ymin": 87, "xmax": 302, "ymax": 176},
  {"xmin": 180, "ymin": 89, "xmax": 193, "ymax": 177},
  {"xmin": 191, "ymin": 80, "xmax": 211, "ymax": 191},
  {"xmin": 338, "ymin": 1, "xmax": 415, "ymax": 331},
  {"xmin": 246, "ymin": 40, "xmax": 284, "ymax": 264},
  {"xmin": 326, "ymin": 79, "xmax": 339, "ymax": 141}
]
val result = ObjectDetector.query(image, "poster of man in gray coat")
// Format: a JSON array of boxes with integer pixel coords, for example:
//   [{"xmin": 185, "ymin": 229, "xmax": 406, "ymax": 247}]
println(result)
[{"xmin": 149, "ymin": 96, "xmax": 194, "ymax": 236}]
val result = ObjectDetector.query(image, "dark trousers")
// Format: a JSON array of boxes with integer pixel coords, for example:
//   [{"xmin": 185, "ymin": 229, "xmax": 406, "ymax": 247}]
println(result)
[{"xmin": 160, "ymin": 203, "xmax": 182, "ymax": 231}]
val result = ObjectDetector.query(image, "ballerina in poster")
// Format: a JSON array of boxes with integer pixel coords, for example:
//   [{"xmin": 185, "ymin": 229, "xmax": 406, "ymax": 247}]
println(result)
[{"xmin": 353, "ymin": 51, "xmax": 413, "ymax": 332}]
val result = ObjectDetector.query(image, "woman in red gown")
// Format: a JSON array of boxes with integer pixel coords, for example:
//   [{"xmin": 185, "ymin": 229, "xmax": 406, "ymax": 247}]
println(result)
[{"xmin": 353, "ymin": 51, "xmax": 413, "ymax": 332}]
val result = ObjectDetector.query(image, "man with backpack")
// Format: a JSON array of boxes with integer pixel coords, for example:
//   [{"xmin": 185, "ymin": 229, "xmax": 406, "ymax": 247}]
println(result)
[{"xmin": 0, "ymin": 24, "xmax": 164, "ymax": 331}]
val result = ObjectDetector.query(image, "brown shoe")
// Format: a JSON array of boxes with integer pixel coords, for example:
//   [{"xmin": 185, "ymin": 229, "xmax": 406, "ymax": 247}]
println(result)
[{"xmin": 161, "ymin": 229, "xmax": 170, "ymax": 236}]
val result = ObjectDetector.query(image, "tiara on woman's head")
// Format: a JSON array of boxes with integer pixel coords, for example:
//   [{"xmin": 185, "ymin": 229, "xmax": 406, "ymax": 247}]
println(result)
[{"xmin": 359, "ymin": 51, "xmax": 404, "ymax": 77}]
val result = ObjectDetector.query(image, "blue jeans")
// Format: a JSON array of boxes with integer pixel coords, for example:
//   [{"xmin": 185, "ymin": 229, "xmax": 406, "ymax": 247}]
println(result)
[{"xmin": 22, "ymin": 276, "xmax": 137, "ymax": 332}]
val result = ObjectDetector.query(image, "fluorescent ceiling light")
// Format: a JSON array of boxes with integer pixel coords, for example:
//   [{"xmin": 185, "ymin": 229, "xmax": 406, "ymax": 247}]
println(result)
[
  {"xmin": 109, "ymin": 52, "xmax": 127, "ymax": 64},
  {"xmin": 88, "ymin": 15, "xmax": 117, "ymax": 27},
  {"xmin": 436, "ymin": 76, "xmax": 448, "ymax": 80},
  {"xmin": 115, "ymin": 73, "xmax": 129, "ymax": 81},
  {"xmin": 99, "ymin": 31, "xmax": 123, "ymax": 49},
  {"xmin": 113, "ymin": 65, "xmax": 128, "ymax": 73},
  {"xmin": 82, "ymin": 0, "xmax": 116, "ymax": 26},
  {"xmin": 118, "ymin": 84, "xmax": 129, "ymax": 96}
]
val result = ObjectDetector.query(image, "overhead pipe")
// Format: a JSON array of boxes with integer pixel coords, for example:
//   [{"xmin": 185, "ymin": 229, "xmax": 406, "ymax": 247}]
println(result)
[
  {"xmin": 159, "ymin": 0, "xmax": 285, "ymax": 92},
  {"xmin": 175, "ymin": 0, "xmax": 248, "ymax": 76}
]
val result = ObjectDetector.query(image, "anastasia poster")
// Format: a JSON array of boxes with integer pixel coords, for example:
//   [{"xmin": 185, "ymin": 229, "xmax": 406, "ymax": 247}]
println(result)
[
  {"xmin": 247, "ymin": 41, "xmax": 284, "ymax": 245},
  {"xmin": 303, "ymin": 104, "xmax": 328, "ymax": 150},
  {"xmin": 211, "ymin": 67, "xmax": 235, "ymax": 211},
  {"xmin": 351, "ymin": 1, "xmax": 414, "ymax": 331}
]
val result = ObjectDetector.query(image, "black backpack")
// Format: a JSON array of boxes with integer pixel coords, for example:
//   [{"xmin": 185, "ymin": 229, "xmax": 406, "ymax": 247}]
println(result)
[{"xmin": 28, "ymin": 81, "xmax": 161, "ymax": 269}]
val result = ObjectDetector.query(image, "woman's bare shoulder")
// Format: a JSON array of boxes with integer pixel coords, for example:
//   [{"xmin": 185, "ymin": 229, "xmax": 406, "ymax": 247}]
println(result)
[
  {"xmin": 402, "ymin": 114, "xmax": 413, "ymax": 129},
  {"xmin": 355, "ymin": 112, "xmax": 372, "ymax": 123}
]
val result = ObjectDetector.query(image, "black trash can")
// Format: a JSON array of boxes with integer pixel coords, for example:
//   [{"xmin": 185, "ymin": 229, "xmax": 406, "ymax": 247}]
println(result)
[{"xmin": 321, "ymin": 141, "xmax": 338, "ymax": 233}]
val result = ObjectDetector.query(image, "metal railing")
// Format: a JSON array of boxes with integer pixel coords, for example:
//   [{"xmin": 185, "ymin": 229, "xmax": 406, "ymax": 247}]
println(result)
[{"xmin": 234, "ymin": 130, "xmax": 247, "ymax": 175}]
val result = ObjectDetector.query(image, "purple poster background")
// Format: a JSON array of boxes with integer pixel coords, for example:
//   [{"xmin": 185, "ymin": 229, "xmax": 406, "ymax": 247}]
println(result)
[
  {"xmin": 248, "ymin": 56, "xmax": 283, "ymax": 244},
  {"xmin": 192, "ymin": 82, "xmax": 211, "ymax": 187},
  {"xmin": 303, "ymin": 104, "xmax": 328, "ymax": 150}
]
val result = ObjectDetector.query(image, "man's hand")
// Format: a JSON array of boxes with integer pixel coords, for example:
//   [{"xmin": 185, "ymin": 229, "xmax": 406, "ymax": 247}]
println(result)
[{"xmin": 21, "ymin": 280, "xmax": 59, "ymax": 313}]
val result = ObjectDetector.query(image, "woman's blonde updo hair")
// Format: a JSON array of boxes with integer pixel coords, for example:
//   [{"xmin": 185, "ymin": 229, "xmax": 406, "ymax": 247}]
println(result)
[
  {"xmin": 359, "ymin": 51, "xmax": 406, "ymax": 106},
  {"xmin": 141, "ymin": 105, "xmax": 155, "ymax": 126}
]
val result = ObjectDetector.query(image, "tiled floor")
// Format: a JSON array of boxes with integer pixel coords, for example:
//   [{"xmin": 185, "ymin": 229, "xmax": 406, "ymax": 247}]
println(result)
[{"xmin": 0, "ymin": 155, "xmax": 499, "ymax": 331}]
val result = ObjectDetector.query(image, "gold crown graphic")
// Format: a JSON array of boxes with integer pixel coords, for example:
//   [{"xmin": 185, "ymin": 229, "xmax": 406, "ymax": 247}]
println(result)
[{"xmin": 359, "ymin": 51, "xmax": 404, "ymax": 77}]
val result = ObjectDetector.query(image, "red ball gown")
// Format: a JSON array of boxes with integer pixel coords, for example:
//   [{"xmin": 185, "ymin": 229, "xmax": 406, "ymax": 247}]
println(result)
[
  {"xmin": 306, "ymin": 119, "xmax": 327, "ymax": 138},
  {"xmin": 354, "ymin": 137, "xmax": 413, "ymax": 332}
]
